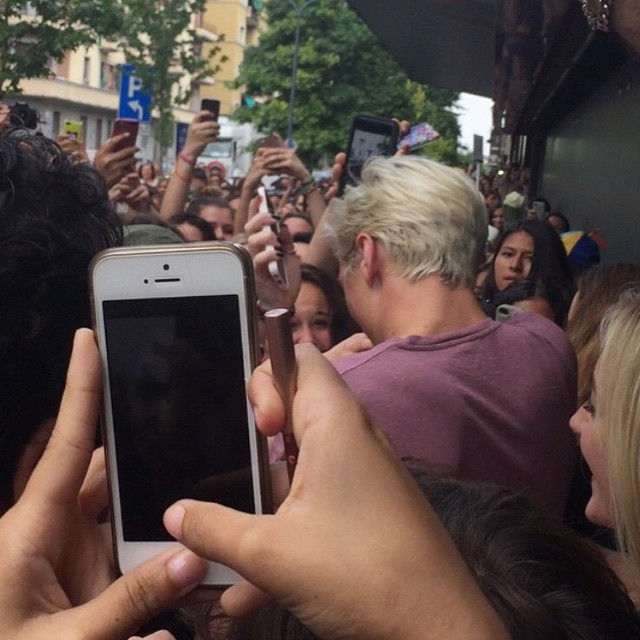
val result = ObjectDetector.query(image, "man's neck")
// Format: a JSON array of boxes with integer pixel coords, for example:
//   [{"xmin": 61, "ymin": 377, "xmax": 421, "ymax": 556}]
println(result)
[{"xmin": 368, "ymin": 275, "xmax": 488, "ymax": 344}]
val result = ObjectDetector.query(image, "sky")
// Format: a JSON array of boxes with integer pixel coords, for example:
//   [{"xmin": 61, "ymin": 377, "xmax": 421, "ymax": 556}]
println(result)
[{"xmin": 456, "ymin": 92, "xmax": 493, "ymax": 156}]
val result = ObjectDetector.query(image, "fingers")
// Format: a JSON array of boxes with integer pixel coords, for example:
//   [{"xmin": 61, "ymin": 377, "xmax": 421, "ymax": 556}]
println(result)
[
  {"xmin": 129, "ymin": 631, "xmax": 176, "ymax": 640},
  {"xmin": 331, "ymin": 152, "xmax": 346, "ymax": 185},
  {"xmin": 164, "ymin": 501, "xmax": 257, "ymax": 571},
  {"xmin": 396, "ymin": 119, "xmax": 411, "ymax": 136},
  {"xmin": 79, "ymin": 447, "xmax": 109, "ymax": 521},
  {"xmin": 323, "ymin": 332, "xmax": 373, "ymax": 362},
  {"xmin": 248, "ymin": 344, "xmax": 344, "ymax": 441},
  {"xmin": 248, "ymin": 365, "xmax": 285, "ymax": 437},
  {"xmin": 76, "ymin": 547, "xmax": 206, "ymax": 640},
  {"xmin": 192, "ymin": 110, "xmax": 218, "ymax": 125},
  {"xmin": 220, "ymin": 579, "xmax": 272, "ymax": 617},
  {"xmin": 24, "ymin": 329, "xmax": 101, "ymax": 505},
  {"xmin": 245, "ymin": 211, "xmax": 276, "ymax": 237}
]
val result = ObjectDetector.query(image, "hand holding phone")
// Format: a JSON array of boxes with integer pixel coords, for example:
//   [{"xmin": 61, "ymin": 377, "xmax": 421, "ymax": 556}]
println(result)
[
  {"xmin": 257, "ymin": 133, "xmax": 284, "ymax": 150},
  {"xmin": 337, "ymin": 115, "xmax": 400, "ymax": 197},
  {"xmin": 257, "ymin": 185, "xmax": 289, "ymax": 290},
  {"xmin": 111, "ymin": 119, "xmax": 139, "ymax": 153},
  {"xmin": 90, "ymin": 244, "xmax": 270, "ymax": 586},
  {"xmin": 201, "ymin": 99, "xmax": 220, "ymax": 121},
  {"xmin": 62, "ymin": 119, "xmax": 83, "ymax": 141}
]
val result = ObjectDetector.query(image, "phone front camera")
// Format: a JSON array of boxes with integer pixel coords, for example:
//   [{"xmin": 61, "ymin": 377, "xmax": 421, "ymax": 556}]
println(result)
[
  {"xmin": 144, "ymin": 279, "xmax": 149, "ymax": 284},
  {"xmin": 163, "ymin": 264, "xmax": 170, "ymax": 271}
]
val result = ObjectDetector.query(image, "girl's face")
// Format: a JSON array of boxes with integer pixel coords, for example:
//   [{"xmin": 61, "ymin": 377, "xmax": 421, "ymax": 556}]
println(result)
[
  {"xmin": 491, "ymin": 207, "xmax": 504, "ymax": 231},
  {"xmin": 493, "ymin": 231, "xmax": 534, "ymax": 291},
  {"xmin": 569, "ymin": 363, "xmax": 613, "ymax": 527},
  {"xmin": 291, "ymin": 282, "xmax": 332, "ymax": 352},
  {"xmin": 140, "ymin": 163, "xmax": 154, "ymax": 181}
]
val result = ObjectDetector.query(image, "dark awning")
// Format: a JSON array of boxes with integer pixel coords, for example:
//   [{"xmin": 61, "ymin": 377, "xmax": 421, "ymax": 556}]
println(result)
[{"xmin": 347, "ymin": 0, "xmax": 497, "ymax": 97}]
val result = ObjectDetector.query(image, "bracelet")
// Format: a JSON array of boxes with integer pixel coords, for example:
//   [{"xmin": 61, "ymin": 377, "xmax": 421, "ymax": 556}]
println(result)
[
  {"xmin": 299, "ymin": 177, "xmax": 317, "ymax": 194},
  {"xmin": 179, "ymin": 151, "xmax": 196, "ymax": 166},
  {"xmin": 580, "ymin": 0, "xmax": 613, "ymax": 32},
  {"xmin": 257, "ymin": 300, "xmax": 295, "ymax": 317},
  {"xmin": 173, "ymin": 168, "xmax": 191, "ymax": 183}
]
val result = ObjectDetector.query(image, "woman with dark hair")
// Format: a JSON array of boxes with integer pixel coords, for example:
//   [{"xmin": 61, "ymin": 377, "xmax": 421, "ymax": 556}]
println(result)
[
  {"xmin": 168, "ymin": 211, "xmax": 216, "ymax": 242},
  {"xmin": 481, "ymin": 219, "xmax": 574, "ymax": 326},
  {"xmin": 138, "ymin": 160, "xmax": 158, "ymax": 187},
  {"xmin": 291, "ymin": 264, "xmax": 359, "ymax": 352}
]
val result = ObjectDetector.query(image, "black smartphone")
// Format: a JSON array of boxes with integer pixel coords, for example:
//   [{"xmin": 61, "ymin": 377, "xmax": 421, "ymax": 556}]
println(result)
[
  {"xmin": 338, "ymin": 115, "xmax": 400, "ymax": 197},
  {"xmin": 90, "ymin": 243, "xmax": 271, "ymax": 586},
  {"xmin": 201, "ymin": 99, "xmax": 221, "ymax": 121}
]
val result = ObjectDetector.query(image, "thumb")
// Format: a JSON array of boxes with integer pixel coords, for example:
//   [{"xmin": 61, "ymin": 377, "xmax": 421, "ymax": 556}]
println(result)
[{"xmin": 74, "ymin": 547, "xmax": 206, "ymax": 640}]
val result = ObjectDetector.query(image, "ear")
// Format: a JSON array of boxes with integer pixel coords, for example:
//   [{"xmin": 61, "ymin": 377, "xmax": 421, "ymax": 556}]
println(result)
[{"xmin": 354, "ymin": 232, "xmax": 379, "ymax": 287}]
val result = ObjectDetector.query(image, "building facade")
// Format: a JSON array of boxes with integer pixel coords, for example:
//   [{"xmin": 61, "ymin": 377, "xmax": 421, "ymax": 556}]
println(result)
[
  {"xmin": 200, "ymin": 0, "xmax": 266, "ymax": 116},
  {"xmin": 5, "ymin": 12, "xmax": 217, "ymax": 166}
]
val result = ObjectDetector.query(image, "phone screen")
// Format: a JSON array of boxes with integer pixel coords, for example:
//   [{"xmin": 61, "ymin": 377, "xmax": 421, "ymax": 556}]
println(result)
[
  {"xmin": 103, "ymin": 294, "xmax": 254, "ymax": 542},
  {"xmin": 339, "ymin": 116, "xmax": 399, "ymax": 196},
  {"xmin": 201, "ymin": 99, "xmax": 220, "ymax": 121},
  {"xmin": 63, "ymin": 120, "xmax": 83, "ymax": 141}
]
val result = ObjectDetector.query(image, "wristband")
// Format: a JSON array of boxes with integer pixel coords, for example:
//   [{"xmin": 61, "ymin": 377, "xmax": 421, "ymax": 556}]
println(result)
[
  {"xmin": 299, "ymin": 177, "xmax": 317, "ymax": 194},
  {"xmin": 580, "ymin": 0, "xmax": 613, "ymax": 32},
  {"xmin": 179, "ymin": 151, "xmax": 196, "ymax": 166}
]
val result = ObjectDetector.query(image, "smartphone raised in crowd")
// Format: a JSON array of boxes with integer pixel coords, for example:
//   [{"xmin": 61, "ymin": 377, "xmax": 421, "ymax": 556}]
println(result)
[
  {"xmin": 257, "ymin": 185, "xmax": 289, "ymax": 289},
  {"xmin": 62, "ymin": 119, "xmax": 83, "ymax": 141},
  {"xmin": 90, "ymin": 243, "xmax": 271, "ymax": 586},
  {"xmin": 257, "ymin": 133, "xmax": 284, "ymax": 150},
  {"xmin": 111, "ymin": 118, "xmax": 139, "ymax": 152},
  {"xmin": 337, "ymin": 115, "xmax": 400, "ymax": 197},
  {"xmin": 398, "ymin": 121, "xmax": 439, "ymax": 151},
  {"xmin": 201, "ymin": 98, "xmax": 220, "ymax": 121}
]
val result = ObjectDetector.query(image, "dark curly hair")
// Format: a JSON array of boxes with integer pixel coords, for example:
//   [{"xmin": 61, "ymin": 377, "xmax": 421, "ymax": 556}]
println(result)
[
  {"xmin": 190, "ymin": 463, "xmax": 640, "ymax": 640},
  {"xmin": 0, "ymin": 129, "xmax": 121, "ymax": 511}
]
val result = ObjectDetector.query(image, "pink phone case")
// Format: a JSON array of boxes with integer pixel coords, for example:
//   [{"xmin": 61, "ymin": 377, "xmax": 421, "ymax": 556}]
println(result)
[{"xmin": 398, "ymin": 122, "xmax": 439, "ymax": 150}]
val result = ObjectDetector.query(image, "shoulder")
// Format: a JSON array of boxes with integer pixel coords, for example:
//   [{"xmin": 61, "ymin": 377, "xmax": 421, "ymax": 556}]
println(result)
[
  {"xmin": 501, "ymin": 308, "xmax": 575, "ymax": 361},
  {"xmin": 333, "ymin": 338, "xmax": 404, "ymax": 377}
]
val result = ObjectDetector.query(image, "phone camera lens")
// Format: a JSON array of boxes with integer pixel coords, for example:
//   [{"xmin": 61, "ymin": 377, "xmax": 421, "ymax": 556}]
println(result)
[
  {"xmin": 144, "ymin": 279, "xmax": 149, "ymax": 284},
  {"xmin": 163, "ymin": 264, "xmax": 170, "ymax": 271}
]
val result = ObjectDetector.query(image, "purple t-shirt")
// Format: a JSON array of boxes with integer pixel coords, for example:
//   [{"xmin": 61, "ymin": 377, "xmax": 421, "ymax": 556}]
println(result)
[{"xmin": 334, "ymin": 311, "xmax": 577, "ymax": 517}]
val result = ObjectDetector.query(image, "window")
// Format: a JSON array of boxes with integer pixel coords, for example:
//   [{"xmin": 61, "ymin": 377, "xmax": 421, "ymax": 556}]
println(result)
[
  {"xmin": 83, "ymin": 57, "xmax": 91, "ymax": 85},
  {"xmin": 95, "ymin": 118, "xmax": 103, "ymax": 148},
  {"xmin": 52, "ymin": 111, "xmax": 61, "ymax": 137}
]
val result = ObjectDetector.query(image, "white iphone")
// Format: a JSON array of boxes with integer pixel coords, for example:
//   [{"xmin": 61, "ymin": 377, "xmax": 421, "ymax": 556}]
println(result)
[{"xmin": 89, "ymin": 243, "xmax": 271, "ymax": 586}]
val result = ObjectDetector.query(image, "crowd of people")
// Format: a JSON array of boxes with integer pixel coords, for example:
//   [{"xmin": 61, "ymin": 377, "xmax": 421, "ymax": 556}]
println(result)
[{"xmin": 2, "ymin": 104, "xmax": 640, "ymax": 640}]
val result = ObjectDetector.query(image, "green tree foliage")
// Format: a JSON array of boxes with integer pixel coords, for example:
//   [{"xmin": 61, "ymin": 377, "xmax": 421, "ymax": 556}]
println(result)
[
  {"xmin": 115, "ymin": 0, "xmax": 226, "ymax": 160},
  {"xmin": 0, "ymin": 0, "xmax": 122, "ymax": 99},
  {"xmin": 233, "ymin": 0, "xmax": 461, "ymax": 166}
]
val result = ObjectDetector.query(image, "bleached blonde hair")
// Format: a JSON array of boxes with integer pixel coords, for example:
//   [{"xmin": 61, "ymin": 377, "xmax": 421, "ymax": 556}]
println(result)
[
  {"xmin": 325, "ymin": 156, "xmax": 488, "ymax": 288},
  {"xmin": 598, "ymin": 289, "xmax": 640, "ymax": 571}
]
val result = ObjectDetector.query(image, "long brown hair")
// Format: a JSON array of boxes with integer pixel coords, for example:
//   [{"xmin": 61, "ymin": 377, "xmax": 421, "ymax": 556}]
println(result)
[{"xmin": 566, "ymin": 263, "xmax": 640, "ymax": 406}]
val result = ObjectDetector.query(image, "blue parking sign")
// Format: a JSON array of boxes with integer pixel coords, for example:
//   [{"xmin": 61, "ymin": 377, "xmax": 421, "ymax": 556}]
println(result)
[{"xmin": 118, "ymin": 64, "xmax": 152, "ymax": 123}]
